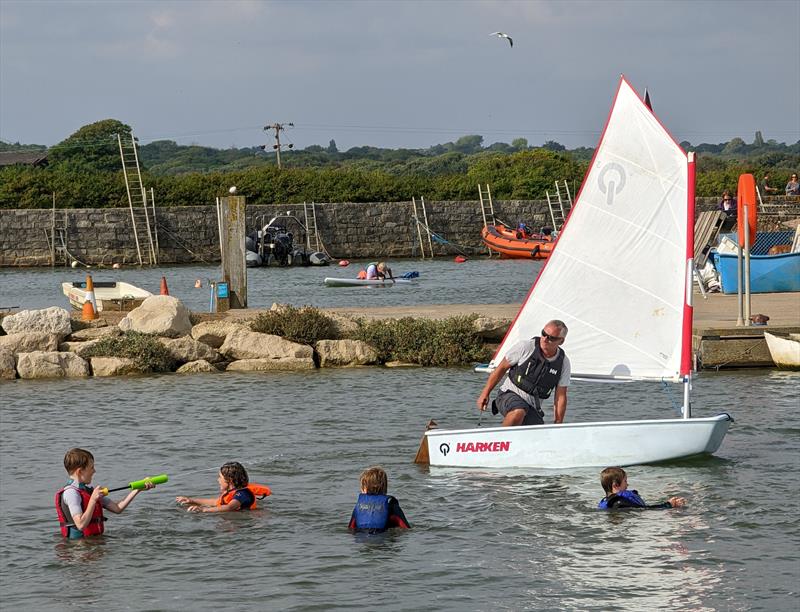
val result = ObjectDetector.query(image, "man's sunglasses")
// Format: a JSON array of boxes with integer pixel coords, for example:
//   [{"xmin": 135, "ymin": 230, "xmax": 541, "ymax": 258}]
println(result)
[{"xmin": 541, "ymin": 329, "xmax": 563, "ymax": 342}]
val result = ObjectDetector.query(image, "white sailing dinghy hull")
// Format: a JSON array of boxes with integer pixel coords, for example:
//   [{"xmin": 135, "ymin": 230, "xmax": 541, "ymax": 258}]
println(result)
[
  {"xmin": 764, "ymin": 332, "xmax": 800, "ymax": 368},
  {"xmin": 424, "ymin": 415, "xmax": 732, "ymax": 469}
]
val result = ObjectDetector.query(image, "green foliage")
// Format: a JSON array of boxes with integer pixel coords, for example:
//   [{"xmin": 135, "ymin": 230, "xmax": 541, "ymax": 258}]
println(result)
[
  {"xmin": 352, "ymin": 315, "xmax": 489, "ymax": 366},
  {"xmin": 250, "ymin": 305, "xmax": 339, "ymax": 345},
  {"xmin": 49, "ymin": 119, "xmax": 132, "ymax": 173},
  {"xmin": 83, "ymin": 331, "xmax": 177, "ymax": 373}
]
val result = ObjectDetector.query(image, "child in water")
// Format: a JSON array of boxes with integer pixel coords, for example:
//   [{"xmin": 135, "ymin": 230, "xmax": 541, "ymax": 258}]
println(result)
[
  {"xmin": 176, "ymin": 462, "xmax": 271, "ymax": 513},
  {"xmin": 55, "ymin": 447, "xmax": 156, "ymax": 539},
  {"xmin": 598, "ymin": 467, "xmax": 686, "ymax": 510},
  {"xmin": 348, "ymin": 466, "xmax": 410, "ymax": 532}
]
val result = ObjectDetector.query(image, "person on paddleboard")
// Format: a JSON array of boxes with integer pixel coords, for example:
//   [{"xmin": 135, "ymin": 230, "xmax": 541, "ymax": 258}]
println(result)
[
  {"xmin": 55, "ymin": 448, "xmax": 156, "ymax": 539},
  {"xmin": 598, "ymin": 467, "xmax": 686, "ymax": 510},
  {"xmin": 363, "ymin": 261, "xmax": 394, "ymax": 281},
  {"xmin": 176, "ymin": 462, "xmax": 271, "ymax": 513},
  {"xmin": 476, "ymin": 319, "xmax": 571, "ymax": 426},
  {"xmin": 348, "ymin": 466, "xmax": 410, "ymax": 533}
]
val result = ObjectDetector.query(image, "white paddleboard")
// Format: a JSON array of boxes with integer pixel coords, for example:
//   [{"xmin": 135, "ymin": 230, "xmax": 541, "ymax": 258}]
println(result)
[{"xmin": 323, "ymin": 277, "xmax": 414, "ymax": 287}]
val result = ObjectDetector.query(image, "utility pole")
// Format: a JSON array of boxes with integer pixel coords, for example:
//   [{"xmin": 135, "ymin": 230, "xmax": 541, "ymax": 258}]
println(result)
[{"xmin": 263, "ymin": 122, "xmax": 294, "ymax": 168}]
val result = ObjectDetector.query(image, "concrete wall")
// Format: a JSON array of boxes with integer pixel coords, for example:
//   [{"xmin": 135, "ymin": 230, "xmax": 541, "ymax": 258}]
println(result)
[{"xmin": 1, "ymin": 196, "xmax": 797, "ymax": 266}]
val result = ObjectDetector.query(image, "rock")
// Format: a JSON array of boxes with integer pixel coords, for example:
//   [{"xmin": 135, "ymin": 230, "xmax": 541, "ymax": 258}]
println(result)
[
  {"xmin": 190, "ymin": 321, "xmax": 249, "ymax": 348},
  {"xmin": 315, "ymin": 339, "xmax": 378, "ymax": 367},
  {"xmin": 69, "ymin": 318, "xmax": 109, "ymax": 332},
  {"xmin": 0, "ymin": 332, "xmax": 60, "ymax": 354},
  {"xmin": 220, "ymin": 328, "xmax": 314, "ymax": 361},
  {"xmin": 58, "ymin": 339, "xmax": 102, "ymax": 358},
  {"xmin": 0, "ymin": 348, "xmax": 15, "ymax": 380},
  {"xmin": 68, "ymin": 327, "xmax": 122, "ymax": 341},
  {"xmin": 473, "ymin": 317, "xmax": 512, "ymax": 342},
  {"xmin": 384, "ymin": 360, "xmax": 423, "ymax": 368},
  {"xmin": 90, "ymin": 356, "xmax": 144, "ymax": 377},
  {"xmin": 118, "ymin": 296, "xmax": 192, "ymax": 338},
  {"xmin": 327, "ymin": 313, "xmax": 359, "ymax": 337},
  {"xmin": 1, "ymin": 307, "xmax": 72, "ymax": 338},
  {"xmin": 226, "ymin": 357, "xmax": 315, "ymax": 372},
  {"xmin": 176, "ymin": 359, "xmax": 219, "ymax": 373},
  {"xmin": 15, "ymin": 351, "xmax": 90, "ymax": 379},
  {"xmin": 158, "ymin": 336, "xmax": 223, "ymax": 364}
]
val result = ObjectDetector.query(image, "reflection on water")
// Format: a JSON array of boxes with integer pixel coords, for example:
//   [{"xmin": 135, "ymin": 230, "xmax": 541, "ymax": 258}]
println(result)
[{"xmin": 1, "ymin": 367, "xmax": 798, "ymax": 610}]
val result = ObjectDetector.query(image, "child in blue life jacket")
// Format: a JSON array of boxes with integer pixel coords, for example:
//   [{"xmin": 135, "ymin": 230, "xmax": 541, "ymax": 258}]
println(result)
[
  {"xmin": 348, "ymin": 466, "xmax": 410, "ymax": 532},
  {"xmin": 598, "ymin": 467, "xmax": 686, "ymax": 510},
  {"xmin": 55, "ymin": 448, "xmax": 156, "ymax": 539},
  {"xmin": 176, "ymin": 461, "xmax": 271, "ymax": 513}
]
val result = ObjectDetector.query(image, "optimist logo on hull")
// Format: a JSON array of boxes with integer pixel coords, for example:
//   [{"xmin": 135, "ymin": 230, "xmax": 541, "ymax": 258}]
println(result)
[{"xmin": 456, "ymin": 441, "xmax": 511, "ymax": 453}]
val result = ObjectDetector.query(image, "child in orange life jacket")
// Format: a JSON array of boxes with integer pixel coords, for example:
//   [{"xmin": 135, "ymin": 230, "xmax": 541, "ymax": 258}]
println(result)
[
  {"xmin": 176, "ymin": 461, "xmax": 271, "ymax": 513},
  {"xmin": 348, "ymin": 466, "xmax": 410, "ymax": 532},
  {"xmin": 55, "ymin": 448, "xmax": 156, "ymax": 539}
]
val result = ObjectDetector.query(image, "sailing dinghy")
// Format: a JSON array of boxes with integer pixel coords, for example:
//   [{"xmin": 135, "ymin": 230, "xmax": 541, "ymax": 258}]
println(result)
[{"xmin": 418, "ymin": 77, "xmax": 732, "ymax": 469}]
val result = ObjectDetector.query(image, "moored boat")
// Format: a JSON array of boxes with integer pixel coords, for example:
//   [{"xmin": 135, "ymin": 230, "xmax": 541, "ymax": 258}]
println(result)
[
  {"xmin": 764, "ymin": 331, "xmax": 800, "ymax": 368},
  {"xmin": 481, "ymin": 224, "xmax": 554, "ymax": 259},
  {"xmin": 62, "ymin": 281, "xmax": 152, "ymax": 312}
]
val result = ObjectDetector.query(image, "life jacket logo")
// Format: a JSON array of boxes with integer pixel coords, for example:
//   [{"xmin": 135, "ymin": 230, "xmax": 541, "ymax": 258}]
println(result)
[
  {"xmin": 549, "ymin": 368, "xmax": 558, "ymax": 375},
  {"xmin": 598, "ymin": 162, "xmax": 626, "ymax": 206},
  {"xmin": 439, "ymin": 443, "xmax": 450, "ymax": 456},
  {"xmin": 456, "ymin": 441, "xmax": 511, "ymax": 453}
]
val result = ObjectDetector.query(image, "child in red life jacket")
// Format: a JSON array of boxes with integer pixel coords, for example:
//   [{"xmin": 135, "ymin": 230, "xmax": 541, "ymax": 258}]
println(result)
[
  {"xmin": 176, "ymin": 462, "xmax": 271, "ymax": 513},
  {"xmin": 348, "ymin": 466, "xmax": 410, "ymax": 533},
  {"xmin": 55, "ymin": 448, "xmax": 156, "ymax": 539},
  {"xmin": 598, "ymin": 467, "xmax": 686, "ymax": 510}
]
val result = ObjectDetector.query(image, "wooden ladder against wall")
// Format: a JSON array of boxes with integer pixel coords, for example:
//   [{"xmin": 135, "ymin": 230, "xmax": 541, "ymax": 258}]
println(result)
[
  {"xmin": 546, "ymin": 180, "xmax": 573, "ymax": 232},
  {"xmin": 478, "ymin": 184, "xmax": 496, "ymax": 228},
  {"xmin": 303, "ymin": 201, "xmax": 321, "ymax": 252},
  {"xmin": 411, "ymin": 196, "xmax": 435, "ymax": 259},
  {"xmin": 118, "ymin": 132, "xmax": 158, "ymax": 265}
]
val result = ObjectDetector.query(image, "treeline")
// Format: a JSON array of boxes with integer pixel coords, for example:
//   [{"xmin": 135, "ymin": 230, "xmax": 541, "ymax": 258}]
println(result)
[{"xmin": 1, "ymin": 119, "xmax": 798, "ymax": 209}]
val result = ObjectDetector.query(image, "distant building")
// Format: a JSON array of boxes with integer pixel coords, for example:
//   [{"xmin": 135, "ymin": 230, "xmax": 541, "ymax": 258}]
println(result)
[{"xmin": 0, "ymin": 151, "xmax": 49, "ymax": 168}]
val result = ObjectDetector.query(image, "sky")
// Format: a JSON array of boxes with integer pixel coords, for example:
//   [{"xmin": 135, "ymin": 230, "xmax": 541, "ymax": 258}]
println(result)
[{"xmin": 1, "ymin": 0, "xmax": 799, "ymax": 152}]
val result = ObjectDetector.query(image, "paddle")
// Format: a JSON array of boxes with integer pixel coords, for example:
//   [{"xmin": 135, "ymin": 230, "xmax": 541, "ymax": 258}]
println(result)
[{"xmin": 100, "ymin": 474, "xmax": 168, "ymax": 495}]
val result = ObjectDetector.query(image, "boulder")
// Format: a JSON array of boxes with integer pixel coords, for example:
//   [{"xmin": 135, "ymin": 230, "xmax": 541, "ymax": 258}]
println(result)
[
  {"xmin": 176, "ymin": 359, "xmax": 219, "ymax": 373},
  {"xmin": 68, "ymin": 327, "xmax": 122, "ymax": 341},
  {"xmin": 15, "ymin": 351, "xmax": 90, "ymax": 379},
  {"xmin": 473, "ymin": 317, "xmax": 512, "ymax": 342},
  {"xmin": 384, "ymin": 360, "xmax": 423, "ymax": 368},
  {"xmin": 315, "ymin": 339, "xmax": 378, "ymax": 367},
  {"xmin": 1, "ymin": 307, "xmax": 72, "ymax": 338},
  {"xmin": 0, "ymin": 332, "xmax": 60, "ymax": 354},
  {"xmin": 190, "ymin": 321, "xmax": 249, "ymax": 349},
  {"xmin": 327, "ymin": 313, "xmax": 359, "ymax": 337},
  {"xmin": 58, "ymin": 339, "xmax": 102, "ymax": 358},
  {"xmin": 0, "ymin": 348, "xmax": 15, "ymax": 380},
  {"xmin": 158, "ymin": 336, "xmax": 223, "ymax": 364},
  {"xmin": 90, "ymin": 357, "xmax": 144, "ymax": 377},
  {"xmin": 220, "ymin": 328, "xmax": 314, "ymax": 361},
  {"xmin": 226, "ymin": 357, "xmax": 314, "ymax": 372},
  {"xmin": 118, "ymin": 296, "xmax": 192, "ymax": 338}
]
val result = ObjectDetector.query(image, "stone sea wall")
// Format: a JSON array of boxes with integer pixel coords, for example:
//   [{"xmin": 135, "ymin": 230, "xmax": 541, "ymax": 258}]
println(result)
[{"xmin": 0, "ymin": 196, "xmax": 794, "ymax": 266}]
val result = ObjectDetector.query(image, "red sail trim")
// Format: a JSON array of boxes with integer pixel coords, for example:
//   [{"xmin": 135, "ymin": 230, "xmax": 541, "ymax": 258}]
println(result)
[{"xmin": 680, "ymin": 153, "xmax": 696, "ymax": 377}]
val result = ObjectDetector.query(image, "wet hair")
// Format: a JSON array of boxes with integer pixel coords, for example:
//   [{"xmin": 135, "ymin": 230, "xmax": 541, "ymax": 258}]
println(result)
[
  {"xmin": 220, "ymin": 462, "xmax": 249, "ymax": 489},
  {"xmin": 64, "ymin": 448, "xmax": 94, "ymax": 474},
  {"xmin": 360, "ymin": 466, "xmax": 388, "ymax": 495},
  {"xmin": 600, "ymin": 466, "xmax": 627, "ymax": 495},
  {"xmin": 377, "ymin": 262, "xmax": 386, "ymax": 272},
  {"xmin": 546, "ymin": 319, "xmax": 569, "ymax": 338}
]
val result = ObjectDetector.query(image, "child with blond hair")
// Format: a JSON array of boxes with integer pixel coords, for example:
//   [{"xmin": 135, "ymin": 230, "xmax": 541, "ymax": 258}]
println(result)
[{"xmin": 348, "ymin": 466, "xmax": 410, "ymax": 532}]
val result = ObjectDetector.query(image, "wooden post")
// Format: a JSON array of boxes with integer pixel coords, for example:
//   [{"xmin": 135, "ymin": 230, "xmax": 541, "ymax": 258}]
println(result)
[{"xmin": 218, "ymin": 195, "xmax": 247, "ymax": 309}]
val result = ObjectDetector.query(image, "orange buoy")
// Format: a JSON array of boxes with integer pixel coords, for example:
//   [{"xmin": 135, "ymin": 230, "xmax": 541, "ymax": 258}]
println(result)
[
  {"xmin": 160, "ymin": 276, "xmax": 170, "ymax": 296},
  {"xmin": 338, "ymin": 260, "xmax": 350, "ymax": 267},
  {"xmin": 81, "ymin": 275, "xmax": 99, "ymax": 321},
  {"xmin": 454, "ymin": 255, "xmax": 467, "ymax": 263}
]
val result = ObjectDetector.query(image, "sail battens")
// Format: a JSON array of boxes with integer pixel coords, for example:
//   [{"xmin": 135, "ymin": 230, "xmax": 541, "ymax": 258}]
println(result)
[{"xmin": 493, "ymin": 77, "xmax": 689, "ymax": 382}]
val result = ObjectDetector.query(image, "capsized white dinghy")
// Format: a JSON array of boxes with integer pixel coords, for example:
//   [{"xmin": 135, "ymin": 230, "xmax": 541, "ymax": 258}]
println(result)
[{"xmin": 417, "ymin": 77, "xmax": 733, "ymax": 469}]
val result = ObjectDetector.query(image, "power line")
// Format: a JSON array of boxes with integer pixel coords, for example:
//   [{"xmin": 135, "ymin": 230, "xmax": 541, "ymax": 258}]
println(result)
[{"xmin": 262, "ymin": 123, "xmax": 294, "ymax": 168}]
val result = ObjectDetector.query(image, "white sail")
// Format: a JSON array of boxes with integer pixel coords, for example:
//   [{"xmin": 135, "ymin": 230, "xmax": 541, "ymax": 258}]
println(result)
[{"xmin": 492, "ymin": 77, "xmax": 691, "ymax": 382}]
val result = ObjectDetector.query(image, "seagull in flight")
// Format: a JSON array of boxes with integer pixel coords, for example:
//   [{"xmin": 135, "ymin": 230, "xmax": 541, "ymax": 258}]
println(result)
[{"xmin": 490, "ymin": 32, "xmax": 513, "ymax": 47}]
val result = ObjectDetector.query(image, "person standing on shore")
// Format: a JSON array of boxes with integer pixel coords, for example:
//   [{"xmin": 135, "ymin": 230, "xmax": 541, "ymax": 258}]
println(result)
[
  {"xmin": 761, "ymin": 172, "xmax": 778, "ymax": 195},
  {"xmin": 476, "ymin": 319, "xmax": 570, "ymax": 426},
  {"xmin": 786, "ymin": 173, "xmax": 800, "ymax": 196}
]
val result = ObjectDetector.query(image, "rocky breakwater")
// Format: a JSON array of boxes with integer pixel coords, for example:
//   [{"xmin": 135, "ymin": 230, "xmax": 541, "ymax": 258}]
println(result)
[{"xmin": 0, "ymin": 298, "xmax": 389, "ymax": 380}]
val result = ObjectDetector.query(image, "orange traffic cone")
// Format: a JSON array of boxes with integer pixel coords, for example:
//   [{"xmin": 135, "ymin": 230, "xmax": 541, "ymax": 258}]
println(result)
[
  {"xmin": 160, "ymin": 276, "xmax": 169, "ymax": 296},
  {"xmin": 82, "ymin": 275, "xmax": 99, "ymax": 321}
]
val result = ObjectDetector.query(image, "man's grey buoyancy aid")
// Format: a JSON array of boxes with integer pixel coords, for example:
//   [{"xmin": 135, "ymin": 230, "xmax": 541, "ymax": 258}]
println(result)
[{"xmin": 508, "ymin": 338, "xmax": 564, "ymax": 399}]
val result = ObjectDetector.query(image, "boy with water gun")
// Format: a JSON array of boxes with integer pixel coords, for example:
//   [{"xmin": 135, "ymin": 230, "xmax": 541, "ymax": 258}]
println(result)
[{"xmin": 55, "ymin": 448, "xmax": 157, "ymax": 539}]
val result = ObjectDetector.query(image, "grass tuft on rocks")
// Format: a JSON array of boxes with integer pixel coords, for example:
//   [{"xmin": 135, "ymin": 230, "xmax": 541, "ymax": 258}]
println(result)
[
  {"xmin": 250, "ymin": 305, "xmax": 339, "ymax": 346},
  {"xmin": 352, "ymin": 315, "xmax": 489, "ymax": 366},
  {"xmin": 83, "ymin": 331, "xmax": 177, "ymax": 373}
]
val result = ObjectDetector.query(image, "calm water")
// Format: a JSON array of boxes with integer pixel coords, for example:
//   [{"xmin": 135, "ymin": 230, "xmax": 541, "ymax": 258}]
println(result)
[
  {"xmin": 0, "ymin": 367, "xmax": 798, "ymax": 611},
  {"xmin": 0, "ymin": 258, "xmax": 540, "ymax": 312}
]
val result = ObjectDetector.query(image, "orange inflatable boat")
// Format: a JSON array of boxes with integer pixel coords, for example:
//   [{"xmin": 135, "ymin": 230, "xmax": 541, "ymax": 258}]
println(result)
[{"xmin": 481, "ymin": 225, "xmax": 554, "ymax": 259}]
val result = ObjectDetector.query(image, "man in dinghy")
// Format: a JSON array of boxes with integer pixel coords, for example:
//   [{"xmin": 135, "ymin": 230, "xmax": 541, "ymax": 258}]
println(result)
[{"xmin": 476, "ymin": 320, "xmax": 570, "ymax": 426}]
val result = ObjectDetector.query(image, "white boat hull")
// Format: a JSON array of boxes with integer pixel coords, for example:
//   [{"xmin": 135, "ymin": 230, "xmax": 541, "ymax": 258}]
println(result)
[
  {"xmin": 424, "ymin": 414, "xmax": 732, "ymax": 469},
  {"xmin": 764, "ymin": 332, "xmax": 800, "ymax": 369},
  {"xmin": 323, "ymin": 277, "xmax": 414, "ymax": 287},
  {"xmin": 62, "ymin": 282, "xmax": 152, "ymax": 312}
]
